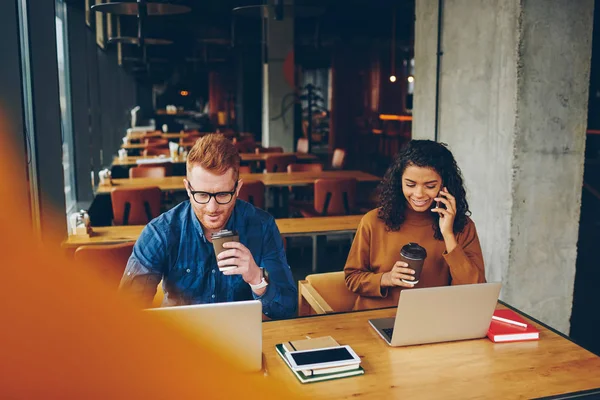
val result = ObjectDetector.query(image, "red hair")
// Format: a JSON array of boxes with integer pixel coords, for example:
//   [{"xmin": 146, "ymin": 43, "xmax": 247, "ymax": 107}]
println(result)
[{"xmin": 186, "ymin": 134, "xmax": 241, "ymax": 179}]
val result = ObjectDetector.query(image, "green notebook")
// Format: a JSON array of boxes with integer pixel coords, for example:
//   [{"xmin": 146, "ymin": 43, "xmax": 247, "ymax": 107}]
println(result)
[{"xmin": 275, "ymin": 344, "xmax": 365, "ymax": 384}]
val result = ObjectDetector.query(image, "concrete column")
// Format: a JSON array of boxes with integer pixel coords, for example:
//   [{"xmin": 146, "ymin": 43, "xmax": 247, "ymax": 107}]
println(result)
[
  {"xmin": 262, "ymin": 0, "xmax": 295, "ymax": 151},
  {"xmin": 414, "ymin": 0, "xmax": 594, "ymax": 333}
]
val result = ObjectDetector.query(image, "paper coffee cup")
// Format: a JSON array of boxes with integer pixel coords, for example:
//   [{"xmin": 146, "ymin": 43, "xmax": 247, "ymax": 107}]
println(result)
[
  {"xmin": 212, "ymin": 230, "xmax": 239, "ymax": 271},
  {"xmin": 400, "ymin": 242, "xmax": 427, "ymax": 284}
]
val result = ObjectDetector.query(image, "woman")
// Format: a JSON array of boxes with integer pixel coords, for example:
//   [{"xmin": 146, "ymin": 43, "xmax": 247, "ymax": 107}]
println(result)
[{"xmin": 344, "ymin": 140, "xmax": 485, "ymax": 310}]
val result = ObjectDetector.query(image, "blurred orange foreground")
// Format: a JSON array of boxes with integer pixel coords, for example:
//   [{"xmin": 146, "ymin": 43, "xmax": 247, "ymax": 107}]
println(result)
[{"xmin": 0, "ymin": 110, "xmax": 299, "ymax": 399}]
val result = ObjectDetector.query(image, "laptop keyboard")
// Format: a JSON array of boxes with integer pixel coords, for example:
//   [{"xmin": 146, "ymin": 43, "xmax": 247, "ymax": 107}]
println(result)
[{"xmin": 383, "ymin": 328, "xmax": 394, "ymax": 338}]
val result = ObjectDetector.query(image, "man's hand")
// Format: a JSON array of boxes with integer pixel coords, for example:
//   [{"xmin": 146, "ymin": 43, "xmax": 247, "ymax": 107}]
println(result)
[{"xmin": 218, "ymin": 241, "xmax": 262, "ymax": 285}]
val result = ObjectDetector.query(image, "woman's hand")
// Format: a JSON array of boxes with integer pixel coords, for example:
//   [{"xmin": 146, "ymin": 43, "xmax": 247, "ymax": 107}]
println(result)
[
  {"xmin": 381, "ymin": 261, "xmax": 416, "ymax": 288},
  {"xmin": 432, "ymin": 187, "xmax": 458, "ymax": 252}
]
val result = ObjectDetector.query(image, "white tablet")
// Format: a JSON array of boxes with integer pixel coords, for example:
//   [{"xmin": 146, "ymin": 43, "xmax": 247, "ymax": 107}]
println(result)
[{"xmin": 284, "ymin": 345, "xmax": 361, "ymax": 371}]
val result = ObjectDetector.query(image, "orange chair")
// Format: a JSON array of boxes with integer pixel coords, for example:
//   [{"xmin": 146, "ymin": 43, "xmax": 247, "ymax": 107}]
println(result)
[
  {"xmin": 238, "ymin": 181, "xmax": 265, "ymax": 209},
  {"xmin": 143, "ymin": 147, "xmax": 170, "ymax": 157},
  {"xmin": 239, "ymin": 165, "xmax": 252, "ymax": 174},
  {"xmin": 234, "ymin": 138, "xmax": 257, "ymax": 153},
  {"xmin": 331, "ymin": 148, "xmax": 346, "ymax": 169},
  {"xmin": 299, "ymin": 178, "xmax": 357, "ymax": 217},
  {"xmin": 296, "ymin": 138, "xmax": 309, "ymax": 153},
  {"xmin": 73, "ymin": 242, "xmax": 135, "ymax": 289},
  {"xmin": 264, "ymin": 154, "xmax": 297, "ymax": 173},
  {"xmin": 144, "ymin": 138, "xmax": 169, "ymax": 147},
  {"xmin": 110, "ymin": 186, "xmax": 162, "ymax": 225},
  {"xmin": 255, "ymin": 146, "xmax": 283, "ymax": 154},
  {"xmin": 287, "ymin": 163, "xmax": 323, "ymax": 203},
  {"xmin": 134, "ymin": 162, "xmax": 173, "ymax": 176},
  {"xmin": 129, "ymin": 166, "xmax": 167, "ymax": 179}
]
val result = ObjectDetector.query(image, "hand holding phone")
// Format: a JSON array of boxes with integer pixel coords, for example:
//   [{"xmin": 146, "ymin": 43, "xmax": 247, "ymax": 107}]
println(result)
[{"xmin": 432, "ymin": 187, "xmax": 457, "ymax": 238}]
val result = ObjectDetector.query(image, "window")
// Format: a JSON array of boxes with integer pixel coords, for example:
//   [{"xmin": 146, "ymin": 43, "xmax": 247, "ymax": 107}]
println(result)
[{"xmin": 55, "ymin": 0, "xmax": 77, "ymax": 216}]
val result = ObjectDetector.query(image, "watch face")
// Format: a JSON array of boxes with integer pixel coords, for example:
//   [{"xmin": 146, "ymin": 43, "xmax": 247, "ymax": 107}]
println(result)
[{"xmin": 262, "ymin": 268, "xmax": 270, "ymax": 284}]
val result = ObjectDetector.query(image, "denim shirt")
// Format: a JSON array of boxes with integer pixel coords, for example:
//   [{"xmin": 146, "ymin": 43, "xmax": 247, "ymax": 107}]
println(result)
[{"xmin": 119, "ymin": 200, "xmax": 297, "ymax": 319}]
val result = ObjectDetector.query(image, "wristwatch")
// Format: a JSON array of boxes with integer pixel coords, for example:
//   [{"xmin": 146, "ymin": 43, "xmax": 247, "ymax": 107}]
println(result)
[{"xmin": 249, "ymin": 268, "xmax": 269, "ymax": 291}]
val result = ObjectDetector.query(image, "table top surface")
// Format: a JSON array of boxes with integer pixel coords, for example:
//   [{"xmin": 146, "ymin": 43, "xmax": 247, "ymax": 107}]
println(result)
[
  {"xmin": 62, "ymin": 215, "xmax": 364, "ymax": 248},
  {"xmin": 111, "ymin": 152, "xmax": 319, "ymax": 167},
  {"xmin": 95, "ymin": 171, "xmax": 380, "ymax": 194},
  {"xmin": 121, "ymin": 142, "xmax": 196, "ymax": 150},
  {"xmin": 262, "ymin": 305, "xmax": 600, "ymax": 399}
]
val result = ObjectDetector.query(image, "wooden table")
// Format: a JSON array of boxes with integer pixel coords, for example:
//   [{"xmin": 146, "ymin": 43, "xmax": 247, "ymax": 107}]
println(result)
[
  {"xmin": 121, "ymin": 142, "xmax": 196, "ymax": 150},
  {"xmin": 112, "ymin": 156, "xmax": 185, "ymax": 167},
  {"xmin": 111, "ymin": 152, "xmax": 319, "ymax": 167},
  {"xmin": 95, "ymin": 171, "xmax": 381, "ymax": 194},
  {"xmin": 62, "ymin": 215, "xmax": 363, "ymax": 271},
  {"xmin": 262, "ymin": 305, "xmax": 600, "ymax": 399},
  {"xmin": 62, "ymin": 215, "xmax": 363, "ymax": 248}
]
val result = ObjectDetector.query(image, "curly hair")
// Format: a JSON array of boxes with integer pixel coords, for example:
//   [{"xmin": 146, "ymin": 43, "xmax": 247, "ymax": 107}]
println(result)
[{"xmin": 377, "ymin": 140, "xmax": 471, "ymax": 240}]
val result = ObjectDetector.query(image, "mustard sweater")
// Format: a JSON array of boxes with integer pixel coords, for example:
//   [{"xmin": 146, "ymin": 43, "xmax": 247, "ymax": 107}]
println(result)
[{"xmin": 344, "ymin": 207, "xmax": 485, "ymax": 310}]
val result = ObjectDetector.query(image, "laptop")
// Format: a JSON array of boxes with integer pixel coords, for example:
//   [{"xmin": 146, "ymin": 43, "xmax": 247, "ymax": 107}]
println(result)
[
  {"xmin": 369, "ymin": 282, "xmax": 501, "ymax": 347},
  {"xmin": 145, "ymin": 300, "xmax": 262, "ymax": 371}
]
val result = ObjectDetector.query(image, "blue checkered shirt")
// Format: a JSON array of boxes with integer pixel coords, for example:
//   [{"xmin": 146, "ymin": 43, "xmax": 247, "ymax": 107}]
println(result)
[{"xmin": 119, "ymin": 200, "xmax": 297, "ymax": 319}]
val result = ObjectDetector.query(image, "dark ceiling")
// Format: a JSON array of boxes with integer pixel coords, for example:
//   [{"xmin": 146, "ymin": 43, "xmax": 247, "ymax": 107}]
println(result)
[{"xmin": 69, "ymin": 0, "xmax": 414, "ymax": 82}]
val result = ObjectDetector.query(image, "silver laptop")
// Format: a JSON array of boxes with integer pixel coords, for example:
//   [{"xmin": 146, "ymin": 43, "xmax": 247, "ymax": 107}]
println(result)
[
  {"xmin": 145, "ymin": 300, "xmax": 262, "ymax": 371},
  {"xmin": 369, "ymin": 283, "xmax": 501, "ymax": 347}
]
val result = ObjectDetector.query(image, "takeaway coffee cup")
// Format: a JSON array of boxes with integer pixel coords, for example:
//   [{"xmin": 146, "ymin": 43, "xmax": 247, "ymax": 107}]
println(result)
[
  {"xmin": 98, "ymin": 169, "xmax": 112, "ymax": 186},
  {"xmin": 400, "ymin": 242, "xmax": 427, "ymax": 284},
  {"xmin": 212, "ymin": 229, "xmax": 239, "ymax": 272}
]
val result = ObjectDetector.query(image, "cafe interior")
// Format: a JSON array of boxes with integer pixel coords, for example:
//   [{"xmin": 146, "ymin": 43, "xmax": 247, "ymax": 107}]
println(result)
[{"xmin": 2, "ymin": 0, "xmax": 600, "ymax": 397}]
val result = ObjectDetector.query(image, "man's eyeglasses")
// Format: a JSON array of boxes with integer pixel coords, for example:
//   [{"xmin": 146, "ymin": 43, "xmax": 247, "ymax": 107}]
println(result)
[{"xmin": 187, "ymin": 181, "xmax": 238, "ymax": 205}]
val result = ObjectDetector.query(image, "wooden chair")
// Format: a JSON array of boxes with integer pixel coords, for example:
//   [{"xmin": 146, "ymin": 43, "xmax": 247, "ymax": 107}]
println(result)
[
  {"xmin": 234, "ymin": 138, "xmax": 257, "ymax": 153},
  {"xmin": 287, "ymin": 163, "xmax": 323, "ymax": 173},
  {"xmin": 73, "ymin": 242, "xmax": 135, "ymax": 289},
  {"xmin": 133, "ymin": 162, "xmax": 173, "ymax": 176},
  {"xmin": 298, "ymin": 271, "xmax": 358, "ymax": 316},
  {"xmin": 298, "ymin": 178, "xmax": 358, "ymax": 217},
  {"xmin": 152, "ymin": 281, "xmax": 165, "ymax": 308},
  {"xmin": 144, "ymin": 138, "xmax": 169, "ymax": 147},
  {"xmin": 143, "ymin": 147, "xmax": 170, "ymax": 157},
  {"xmin": 129, "ymin": 166, "xmax": 167, "ymax": 179},
  {"xmin": 255, "ymin": 146, "xmax": 283, "ymax": 154},
  {"xmin": 264, "ymin": 154, "xmax": 297, "ymax": 173},
  {"xmin": 296, "ymin": 137, "xmax": 309, "ymax": 153},
  {"xmin": 239, "ymin": 165, "xmax": 252, "ymax": 174},
  {"xmin": 110, "ymin": 186, "xmax": 162, "ymax": 225},
  {"xmin": 287, "ymin": 163, "xmax": 323, "ymax": 203},
  {"xmin": 238, "ymin": 181, "xmax": 265, "ymax": 209},
  {"xmin": 331, "ymin": 148, "xmax": 346, "ymax": 169}
]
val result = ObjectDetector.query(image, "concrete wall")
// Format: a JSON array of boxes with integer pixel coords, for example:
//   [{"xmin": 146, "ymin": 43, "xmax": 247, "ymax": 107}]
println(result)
[
  {"xmin": 507, "ymin": 0, "xmax": 593, "ymax": 332},
  {"xmin": 438, "ymin": 0, "xmax": 519, "ymax": 287},
  {"xmin": 414, "ymin": 0, "xmax": 594, "ymax": 333}
]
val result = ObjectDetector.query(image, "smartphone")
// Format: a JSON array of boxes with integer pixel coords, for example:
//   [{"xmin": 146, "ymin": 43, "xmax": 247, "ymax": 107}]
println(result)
[
  {"xmin": 285, "ymin": 345, "xmax": 361, "ymax": 371},
  {"xmin": 435, "ymin": 189, "xmax": 447, "ymax": 211}
]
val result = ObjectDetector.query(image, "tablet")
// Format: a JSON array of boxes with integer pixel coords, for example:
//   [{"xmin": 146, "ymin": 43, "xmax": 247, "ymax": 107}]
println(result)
[{"xmin": 284, "ymin": 345, "xmax": 361, "ymax": 371}]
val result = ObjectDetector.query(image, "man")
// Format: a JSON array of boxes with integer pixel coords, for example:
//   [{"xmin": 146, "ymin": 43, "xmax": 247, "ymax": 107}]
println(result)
[{"xmin": 120, "ymin": 134, "xmax": 297, "ymax": 319}]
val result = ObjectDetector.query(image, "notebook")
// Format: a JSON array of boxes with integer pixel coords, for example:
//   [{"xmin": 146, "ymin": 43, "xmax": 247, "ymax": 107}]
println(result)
[
  {"xmin": 275, "ymin": 344, "xmax": 364, "ymax": 383},
  {"xmin": 487, "ymin": 309, "xmax": 540, "ymax": 343},
  {"xmin": 281, "ymin": 336, "xmax": 361, "ymax": 376}
]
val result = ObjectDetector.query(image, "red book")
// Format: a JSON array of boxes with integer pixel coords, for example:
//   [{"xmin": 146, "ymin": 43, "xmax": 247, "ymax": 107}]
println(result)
[{"xmin": 487, "ymin": 309, "xmax": 540, "ymax": 343}]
